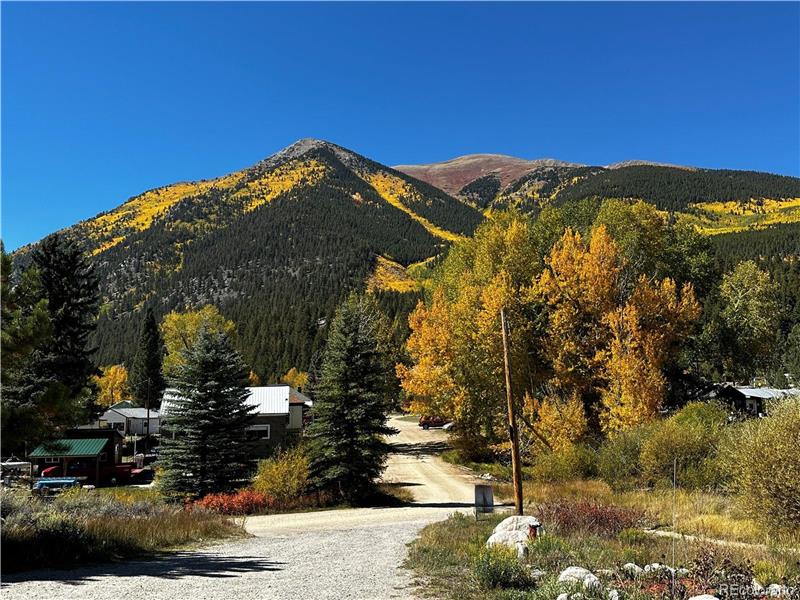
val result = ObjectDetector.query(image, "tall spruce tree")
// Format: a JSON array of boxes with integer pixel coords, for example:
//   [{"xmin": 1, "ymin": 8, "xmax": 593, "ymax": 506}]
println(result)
[
  {"xmin": 129, "ymin": 308, "xmax": 166, "ymax": 409},
  {"xmin": 307, "ymin": 293, "xmax": 396, "ymax": 502},
  {"xmin": 1, "ymin": 247, "xmax": 55, "ymax": 453},
  {"xmin": 31, "ymin": 234, "xmax": 99, "ymax": 403},
  {"xmin": 158, "ymin": 328, "xmax": 254, "ymax": 498}
]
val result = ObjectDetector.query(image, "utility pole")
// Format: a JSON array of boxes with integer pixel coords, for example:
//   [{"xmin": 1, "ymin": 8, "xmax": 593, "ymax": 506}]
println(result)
[
  {"xmin": 501, "ymin": 307, "xmax": 524, "ymax": 515},
  {"xmin": 144, "ymin": 378, "xmax": 150, "ymax": 456}
]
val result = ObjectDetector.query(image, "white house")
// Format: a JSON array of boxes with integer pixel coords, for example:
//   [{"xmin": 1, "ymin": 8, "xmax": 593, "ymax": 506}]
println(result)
[{"xmin": 99, "ymin": 407, "xmax": 161, "ymax": 436}]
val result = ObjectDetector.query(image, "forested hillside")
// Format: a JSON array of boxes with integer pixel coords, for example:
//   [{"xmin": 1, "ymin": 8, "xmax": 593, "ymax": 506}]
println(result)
[
  {"xmin": 13, "ymin": 142, "xmax": 800, "ymax": 382},
  {"xmin": 14, "ymin": 140, "xmax": 482, "ymax": 379}
]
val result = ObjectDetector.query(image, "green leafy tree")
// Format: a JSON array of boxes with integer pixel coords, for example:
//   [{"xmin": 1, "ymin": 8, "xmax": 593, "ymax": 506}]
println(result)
[
  {"xmin": 158, "ymin": 329, "xmax": 254, "ymax": 498},
  {"xmin": 129, "ymin": 308, "xmax": 166, "ymax": 409},
  {"xmin": 160, "ymin": 305, "xmax": 236, "ymax": 378},
  {"xmin": 307, "ymin": 294, "xmax": 396, "ymax": 501},
  {"xmin": 716, "ymin": 261, "xmax": 780, "ymax": 381},
  {"xmin": 782, "ymin": 324, "xmax": 800, "ymax": 385}
]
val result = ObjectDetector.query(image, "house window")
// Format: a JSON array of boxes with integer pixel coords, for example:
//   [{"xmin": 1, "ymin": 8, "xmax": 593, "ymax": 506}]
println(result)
[
  {"xmin": 44, "ymin": 457, "xmax": 59, "ymax": 464},
  {"xmin": 246, "ymin": 424, "xmax": 271, "ymax": 440}
]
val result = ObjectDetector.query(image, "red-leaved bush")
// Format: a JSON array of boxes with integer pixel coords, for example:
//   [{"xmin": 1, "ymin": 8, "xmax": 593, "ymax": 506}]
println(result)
[
  {"xmin": 193, "ymin": 489, "xmax": 333, "ymax": 516},
  {"xmin": 194, "ymin": 490, "xmax": 270, "ymax": 515},
  {"xmin": 533, "ymin": 499, "xmax": 649, "ymax": 536}
]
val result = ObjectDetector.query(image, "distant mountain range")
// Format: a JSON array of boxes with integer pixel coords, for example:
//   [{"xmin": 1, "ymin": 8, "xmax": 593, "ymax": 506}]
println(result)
[
  {"xmin": 14, "ymin": 139, "xmax": 800, "ymax": 378},
  {"xmin": 396, "ymin": 154, "xmax": 799, "ymax": 213}
]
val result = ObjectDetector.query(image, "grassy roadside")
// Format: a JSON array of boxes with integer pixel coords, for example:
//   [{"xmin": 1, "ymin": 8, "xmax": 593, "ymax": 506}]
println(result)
[
  {"xmin": 1, "ymin": 487, "xmax": 244, "ymax": 573},
  {"xmin": 494, "ymin": 480, "xmax": 800, "ymax": 550},
  {"xmin": 405, "ymin": 509, "xmax": 799, "ymax": 600}
]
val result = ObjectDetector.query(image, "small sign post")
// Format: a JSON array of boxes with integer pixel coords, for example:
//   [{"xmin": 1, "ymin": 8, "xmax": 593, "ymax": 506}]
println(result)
[{"xmin": 474, "ymin": 484, "xmax": 494, "ymax": 520}]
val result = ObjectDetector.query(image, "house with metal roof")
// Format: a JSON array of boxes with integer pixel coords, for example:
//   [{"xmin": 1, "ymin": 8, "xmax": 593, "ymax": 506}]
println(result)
[
  {"xmin": 161, "ymin": 385, "xmax": 311, "ymax": 459},
  {"xmin": 28, "ymin": 428, "xmax": 124, "ymax": 483},
  {"xmin": 99, "ymin": 407, "xmax": 161, "ymax": 436},
  {"xmin": 714, "ymin": 385, "xmax": 800, "ymax": 416}
]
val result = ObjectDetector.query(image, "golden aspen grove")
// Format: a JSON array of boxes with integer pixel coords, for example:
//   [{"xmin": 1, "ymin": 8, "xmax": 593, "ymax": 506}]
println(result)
[{"xmin": 399, "ymin": 204, "xmax": 708, "ymax": 459}]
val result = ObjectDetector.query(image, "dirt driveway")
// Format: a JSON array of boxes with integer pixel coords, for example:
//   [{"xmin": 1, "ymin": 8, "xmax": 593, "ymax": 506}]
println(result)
[{"xmin": 2, "ymin": 415, "xmax": 490, "ymax": 600}]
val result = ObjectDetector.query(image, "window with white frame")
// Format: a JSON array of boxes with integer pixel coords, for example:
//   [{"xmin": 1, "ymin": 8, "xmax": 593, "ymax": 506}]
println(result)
[{"xmin": 246, "ymin": 424, "xmax": 271, "ymax": 440}]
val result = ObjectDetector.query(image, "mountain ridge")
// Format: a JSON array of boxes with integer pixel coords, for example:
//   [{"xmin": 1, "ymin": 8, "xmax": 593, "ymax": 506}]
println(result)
[{"xmin": 13, "ymin": 139, "xmax": 800, "ymax": 380}]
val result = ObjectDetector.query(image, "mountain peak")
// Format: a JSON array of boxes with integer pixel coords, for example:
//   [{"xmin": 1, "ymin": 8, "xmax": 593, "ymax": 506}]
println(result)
[{"xmin": 394, "ymin": 153, "xmax": 582, "ymax": 196}]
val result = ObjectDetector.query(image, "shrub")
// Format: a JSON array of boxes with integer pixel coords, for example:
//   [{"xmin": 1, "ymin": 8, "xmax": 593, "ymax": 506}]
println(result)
[
  {"xmin": 640, "ymin": 402, "xmax": 728, "ymax": 490},
  {"xmin": 474, "ymin": 545, "xmax": 533, "ymax": 589},
  {"xmin": 529, "ymin": 443, "xmax": 597, "ymax": 483},
  {"xmin": 597, "ymin": 424, "xmax": 653, "ymax": 491},
  {"xmin": 723, "ymin": 398, "xmax": 800, "ymax": 530},
  {"xmin": 533, "ymin": 499, "xmax": 649, "ymax": 536},
  {"xmin": 194, "ymin": 489, "xmax": 271, "ymax": 515},
  {"xmin": 252, "ymin": 446, "xmax": 309, "ymax": 503},
  {"xmin": 0, "ymin": 489, "xmax": 237, "ymax": 573}
]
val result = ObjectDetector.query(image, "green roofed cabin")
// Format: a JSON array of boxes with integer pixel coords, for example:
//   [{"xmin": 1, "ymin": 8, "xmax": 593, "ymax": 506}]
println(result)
[{"xmin": 28, "ymin": 428, "xmax": 124, "ymax": 484}]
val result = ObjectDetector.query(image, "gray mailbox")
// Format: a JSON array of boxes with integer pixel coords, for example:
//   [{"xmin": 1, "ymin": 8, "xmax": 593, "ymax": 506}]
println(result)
[{"xmin": 474, "ymin": 484, "xmax": 494, "ymax": 519}]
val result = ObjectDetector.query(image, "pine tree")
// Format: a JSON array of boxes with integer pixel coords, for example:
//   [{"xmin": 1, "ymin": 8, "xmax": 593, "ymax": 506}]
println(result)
[
  {"xmin": 307, "ymin": 294, "xmax": 396, "ymax": 502},
  {"xmin": 158, "ymin": 328, "xmax": 254, "ymax": 498},
  {"xmin": 31, "ymin": 233, "xmax": 99, "ymax": 405},
  {"xmin": 129, "ymin": 308, "xmax": 166, "ymax": 409}
]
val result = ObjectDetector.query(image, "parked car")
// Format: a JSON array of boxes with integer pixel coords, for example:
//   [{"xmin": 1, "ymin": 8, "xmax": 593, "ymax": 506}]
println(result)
[
  {"xmin": 419, "ymin": 415, "xmax": 449, "ymax": 429},
  {"xmin": 40, "ymin": 462, "xmax": 138, "ymax": 485}
]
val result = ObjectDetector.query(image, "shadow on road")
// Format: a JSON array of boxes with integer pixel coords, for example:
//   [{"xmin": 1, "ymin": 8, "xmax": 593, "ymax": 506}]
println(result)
[
  {"xmin": 389, "ymin": 441, "xmax": 449, "ymax": 456},
  {"xmin": 2, "ymin": 550, "xmax": 285, "ymax": 585}
]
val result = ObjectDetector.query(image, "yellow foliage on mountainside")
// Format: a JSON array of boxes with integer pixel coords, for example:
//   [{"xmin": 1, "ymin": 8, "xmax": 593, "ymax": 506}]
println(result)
[
  {"xmin": 364, "ymin": 172, "xmax": 466, "ymax": 242},
  {"xmin": 367, "ymin": 256, "xmax": 421, "ymax": 293},
  {"xmin": 85, "ymin": 172, "xmax": 245, "ymax": 255},
  {"xmin": 232, "ymin": 159, "xmax": 329, "ymax": 212},
  {"xmin": 81, "ymin": 158, "xmax": 328, "ymax": 256},
  {"xmin": 679, "ymin": 198, "xmax": 800, "ymax": 235}
]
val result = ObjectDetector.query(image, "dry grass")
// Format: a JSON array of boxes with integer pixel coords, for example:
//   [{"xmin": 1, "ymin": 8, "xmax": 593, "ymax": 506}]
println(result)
[
  {"xmin": 1, "ymin": 488, "xmax": 242, "ymax": 572},
  {"xmin": 493, "ymin": 479, "xmax": 800, "ymax": 550}
]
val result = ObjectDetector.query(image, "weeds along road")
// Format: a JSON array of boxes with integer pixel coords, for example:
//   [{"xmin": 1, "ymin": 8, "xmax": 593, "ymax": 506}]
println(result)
[{"xmin": 2, "ymin": 415, "xmax": 489, "ymax": 600}]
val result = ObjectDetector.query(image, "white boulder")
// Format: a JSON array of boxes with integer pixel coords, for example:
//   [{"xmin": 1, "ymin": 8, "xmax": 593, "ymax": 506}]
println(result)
[
  {"xmin": 623, "ymin": 562, "xmax": 644, "ymax": 577},
  {"xmin": 676, "ymin": 568, "xmax": 690, "ymax": 578},
  {"xmin": 608, "ymin": 590, "xmax": 621, "ymax": 600},
  {"xmin": 492, "ymin": 515, "xmax": 542, "ymax": 535},
  {"xmin": 558, "ymin": 566, "xmax": 601, "ymax": 590},
  {"xmin": 530, "ymin": 568, "xmax": 546, "ymax": 580},
  {"xmin": 556, "ymin": 595, "xmax": 570, "ymax": 600},
  {"xmin": 485, "ymin": 529, "xmax": 529, "ymax": 558},
  {"xmin": 752, "ymin": 579, "xmax": 764, "ymax": 594},
  {"xmin": 688, "ymin": 596, "xmax": 719, "ymax": 600}
]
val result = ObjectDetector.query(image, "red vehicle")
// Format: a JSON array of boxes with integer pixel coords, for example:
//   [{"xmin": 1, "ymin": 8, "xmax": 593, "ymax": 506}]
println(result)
[
  {"xmin": 419, "ymin": 415, "xmax": 448, "ymax": 429},
  {"xmin": 40, "ymin": 461, "xmax": 140, "ymax": 485}
]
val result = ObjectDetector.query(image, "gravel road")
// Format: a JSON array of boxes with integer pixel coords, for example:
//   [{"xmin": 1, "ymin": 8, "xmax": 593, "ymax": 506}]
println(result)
[{"xmin": 2, "ymin": 416, "xmax": 489, "ymax": 600}]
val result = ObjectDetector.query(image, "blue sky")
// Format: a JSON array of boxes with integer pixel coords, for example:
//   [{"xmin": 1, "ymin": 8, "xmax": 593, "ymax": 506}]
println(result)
[{"xmin": 2, "ymin": 2, "xmax": 798, "ymax": 249}]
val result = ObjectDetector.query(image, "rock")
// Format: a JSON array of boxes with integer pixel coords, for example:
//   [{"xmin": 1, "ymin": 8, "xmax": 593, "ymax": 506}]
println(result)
[
  {"xmin": 556, "ymin": 595, "xmax": 569, "ymax": 600},
  {"xmin": 751, "ymin": 579, "xmax": 764, "ymax": 594},
  {"xmin": 687, "ymin": 596, "xmax": 719, "ymax": 600},
  {"xmin": 608, "ymin": 590, "xmax": 621, "ymax": 600},
  {"xmin": 492, "ymin": 515, "xmax": 542, "ymax": 535},
  {"xmin": 622, "ymin": 562, "xmax": 644, "ymax": 577},
  {"xmin": 596, "ymin": 568, "xmax": 615, "ymax": 578},
  {"xmin": 557, "ymin": 566, "xmax": 601, "ymax": 590},
  {"xmin": 644, "ymin": 563, "xmax": 663, "ymax": 573},
  {"xmin": 485, "ymin": 530, "xmax": 529, "ymax": 558},
  {"xmin": 676, "ymin": 568, "xmax": 690, "ymax": 578},
  {"xmin": 530, "ymin": 568, "xmax": 546, "ymax": 580}
]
